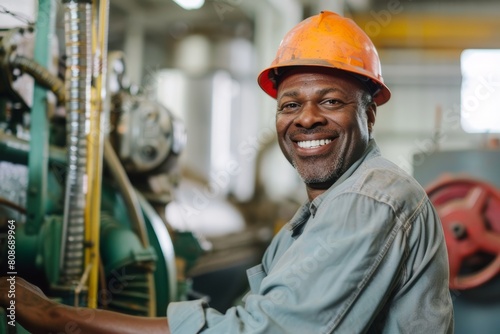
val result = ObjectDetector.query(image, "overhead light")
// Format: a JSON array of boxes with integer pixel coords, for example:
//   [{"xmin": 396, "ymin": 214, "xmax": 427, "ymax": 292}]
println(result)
[{"xmin": 172, "ymin": 0, "xmax": 205, "ymax": 10}]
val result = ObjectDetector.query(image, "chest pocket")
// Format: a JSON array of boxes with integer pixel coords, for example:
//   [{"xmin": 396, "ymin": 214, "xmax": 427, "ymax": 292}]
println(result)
[{"xmin": 246, "ymin": 264, "xmax": 267, "ymax": 294}]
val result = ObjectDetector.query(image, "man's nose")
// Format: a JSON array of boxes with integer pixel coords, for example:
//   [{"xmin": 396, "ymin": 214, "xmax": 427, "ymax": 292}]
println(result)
[{"xmin": 294, "ymin": 103, "xmax": 327, "ymax": 128}]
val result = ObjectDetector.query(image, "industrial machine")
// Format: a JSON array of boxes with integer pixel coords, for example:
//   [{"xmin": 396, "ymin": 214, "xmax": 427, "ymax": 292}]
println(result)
[
  {"xmin": 414, "ymin": 148, "xmax": 500, "ymax": 334},
  {"xmin": 0, "ymin": 1, "xmax": 205, "ymax": 332}
]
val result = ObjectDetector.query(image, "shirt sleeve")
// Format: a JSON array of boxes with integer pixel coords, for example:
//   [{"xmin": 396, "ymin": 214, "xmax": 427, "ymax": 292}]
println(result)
[
  {"xmin": 374, "ymin": 200, "xmax": 454, "ymax": 334},
  {"xmin": 168, "ymin": 192, "xmax": 453, "ymax": 334}
]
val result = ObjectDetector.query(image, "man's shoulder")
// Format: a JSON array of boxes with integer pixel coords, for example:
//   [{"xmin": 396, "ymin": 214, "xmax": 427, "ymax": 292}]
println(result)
[{"xmin": 348, "ymin": 154, "xmax": 429, "ymax": 212}]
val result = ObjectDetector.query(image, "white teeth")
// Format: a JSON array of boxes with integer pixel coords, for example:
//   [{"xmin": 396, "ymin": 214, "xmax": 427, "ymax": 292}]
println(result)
[{"xmin": 298, "ymin": 139, "xmax": 332, "ymax": 148}]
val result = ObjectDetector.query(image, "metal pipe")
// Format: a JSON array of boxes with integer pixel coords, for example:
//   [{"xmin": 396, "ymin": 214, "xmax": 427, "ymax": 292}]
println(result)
[
  {"xmin": 0, "ymin": 132, "xmax": 66, "ymax": 165},
  {"xmin": 103, "ymin": 138, "xmax": 155, "ymax": 315},
  {"xmin": 25, "ymin": 0, "xmax": 55, "ymax": 236},
  {"xmin": 10, "ymin": 56, "xmax": 65, "ymax": 104},
  {"xmin": 103, "ymin": 139, "xmax": 150, "ymax": 247},
  {"xmin": 0, "ymin": 197, "xmax": 27, "ymax": 214},
  {"xmin": 60, "ymin": 0, "xmax": 92, "ymax": 283}
]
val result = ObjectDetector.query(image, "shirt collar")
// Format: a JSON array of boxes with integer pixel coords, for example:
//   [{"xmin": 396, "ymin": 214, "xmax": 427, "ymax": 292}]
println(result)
[
  {"xmin": 286, "ymin": 140, "xmax": 380, "ymax": 232},
  {"xmin": 310, "ymin": 139, "xmax": 380, "ymax": 211},
  {"xmin": 286, "ymin": 201, "xmax": 311, "ymax": 234}
]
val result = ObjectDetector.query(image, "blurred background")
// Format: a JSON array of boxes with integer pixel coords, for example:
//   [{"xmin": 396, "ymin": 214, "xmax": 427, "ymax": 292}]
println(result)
[{"xmin": 1, "ymin": 1, "xmax": 500, "ymax": 333}]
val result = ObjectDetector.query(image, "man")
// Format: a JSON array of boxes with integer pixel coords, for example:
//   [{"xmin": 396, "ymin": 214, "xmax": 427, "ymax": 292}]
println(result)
[{"xmin": 1, "ymin": 11, "xmax": 453, "ymax": 333}]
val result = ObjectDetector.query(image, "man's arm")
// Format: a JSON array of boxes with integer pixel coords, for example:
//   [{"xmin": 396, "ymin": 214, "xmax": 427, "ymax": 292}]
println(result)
[
  {"xmin": 168, "ymin": 194, "xmax": 418, "ymax": 333},
  {"xmin": 373, "ymin": 200, "xmax": 454, "ymax": 333},
  {"xmin": 0, "ymin": 277, "xmax": 170, "ymax": 334}
]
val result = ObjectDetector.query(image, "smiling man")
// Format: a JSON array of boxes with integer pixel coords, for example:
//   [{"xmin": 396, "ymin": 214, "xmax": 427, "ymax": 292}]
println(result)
[{"xmin": 0, "ymin": 10, "xmax": 453, "ymax": 334}]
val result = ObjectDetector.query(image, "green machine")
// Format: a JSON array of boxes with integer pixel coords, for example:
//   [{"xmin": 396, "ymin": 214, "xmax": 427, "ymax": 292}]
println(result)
[{"xmin": 0, "ymin": 1, "xmax": 204, "ymax": 332}]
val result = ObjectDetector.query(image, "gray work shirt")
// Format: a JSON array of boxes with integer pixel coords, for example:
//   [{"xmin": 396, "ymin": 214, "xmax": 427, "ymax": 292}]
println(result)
[{"xmin": 168, "ymin": 140, "xmax": 454, "ymax": 333}]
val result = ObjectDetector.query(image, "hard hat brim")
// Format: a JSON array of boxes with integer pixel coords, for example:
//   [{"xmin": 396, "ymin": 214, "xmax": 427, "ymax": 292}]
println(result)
[{"xmin": 257, "ymin": 62, "xmax": 391, "ymax": 106}]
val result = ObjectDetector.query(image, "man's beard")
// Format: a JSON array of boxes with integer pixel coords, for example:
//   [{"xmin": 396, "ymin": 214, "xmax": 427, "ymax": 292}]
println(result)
[{"xmin": 293, "ymin": 155, "xmax": 344, "ymax": 185}]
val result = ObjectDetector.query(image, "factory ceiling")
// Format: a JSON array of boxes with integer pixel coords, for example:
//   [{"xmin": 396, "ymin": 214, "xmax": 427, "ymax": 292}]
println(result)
[
  {"xmin": 350, "ymin": 0, "xmax": 500, "ymax": 49},
  {"xmin": 107, "ymin": 0, "xmax": 500, "ymax": 50}
]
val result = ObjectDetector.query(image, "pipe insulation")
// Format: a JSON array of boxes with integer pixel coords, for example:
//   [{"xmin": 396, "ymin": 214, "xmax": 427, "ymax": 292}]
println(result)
[{"xmin": 60, "ymin": 0, "xmax": 92, "ymax": 283}]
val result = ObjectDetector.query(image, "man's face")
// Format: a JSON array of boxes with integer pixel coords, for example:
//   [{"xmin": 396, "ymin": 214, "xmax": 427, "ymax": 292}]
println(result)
[{"xmin": 276, "ymin": 68, "xmax": 376, "ymax": 197}]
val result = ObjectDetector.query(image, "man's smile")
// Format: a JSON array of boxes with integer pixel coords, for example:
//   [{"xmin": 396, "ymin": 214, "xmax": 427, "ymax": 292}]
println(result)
[{"xmin": 296, "ymin": 138, "xmax": 332, "ymax": 149}]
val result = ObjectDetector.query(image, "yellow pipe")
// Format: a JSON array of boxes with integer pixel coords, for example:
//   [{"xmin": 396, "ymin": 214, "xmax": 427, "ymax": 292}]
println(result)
[
  {"xmin": 83, "ymin": 0, "xmax": 97, "ymax": 308},
  {"xmin": 84, "ymin": 0, "xmax": 109, "ymax": 309}
]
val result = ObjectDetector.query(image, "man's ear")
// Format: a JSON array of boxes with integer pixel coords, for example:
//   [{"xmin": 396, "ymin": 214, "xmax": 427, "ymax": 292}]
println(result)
[{"xmin": 366, "ymin": 102, "xmax": 377, "ymax": 134}]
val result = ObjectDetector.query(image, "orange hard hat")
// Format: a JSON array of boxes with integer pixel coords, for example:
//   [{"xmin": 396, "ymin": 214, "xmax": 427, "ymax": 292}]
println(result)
[{"xmin": 257, "ymin": 11, "xmax": 391, "ymax": 106}]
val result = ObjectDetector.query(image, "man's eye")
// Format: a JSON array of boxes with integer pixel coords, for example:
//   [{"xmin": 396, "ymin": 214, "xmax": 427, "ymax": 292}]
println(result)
[
  {"xmin": 278, "ymin": 102, "xmax": 300, "ymax": 113},
  {"xmin": 285, "ymin": 102, "xmax": 300, "ymax": 109},
  {"xmin": 324, "ymin": 99, "xmax": 341, "ymax": 105}
]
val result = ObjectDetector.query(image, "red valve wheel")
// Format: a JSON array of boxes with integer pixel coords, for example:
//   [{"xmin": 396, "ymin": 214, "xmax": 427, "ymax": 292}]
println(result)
[{"xmin": 426, "ymin": 177, "xmax": 500, "ymax": 290}]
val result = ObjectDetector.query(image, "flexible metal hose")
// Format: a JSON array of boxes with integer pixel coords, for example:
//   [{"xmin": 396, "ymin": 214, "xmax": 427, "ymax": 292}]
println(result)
[
  {"xmin": 10, "ymin": 55, "xmax": 65, "ymax": 104},
  {"xmin": 60, "ymin": 0, "xmax": 92, "ymax": 283}
]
